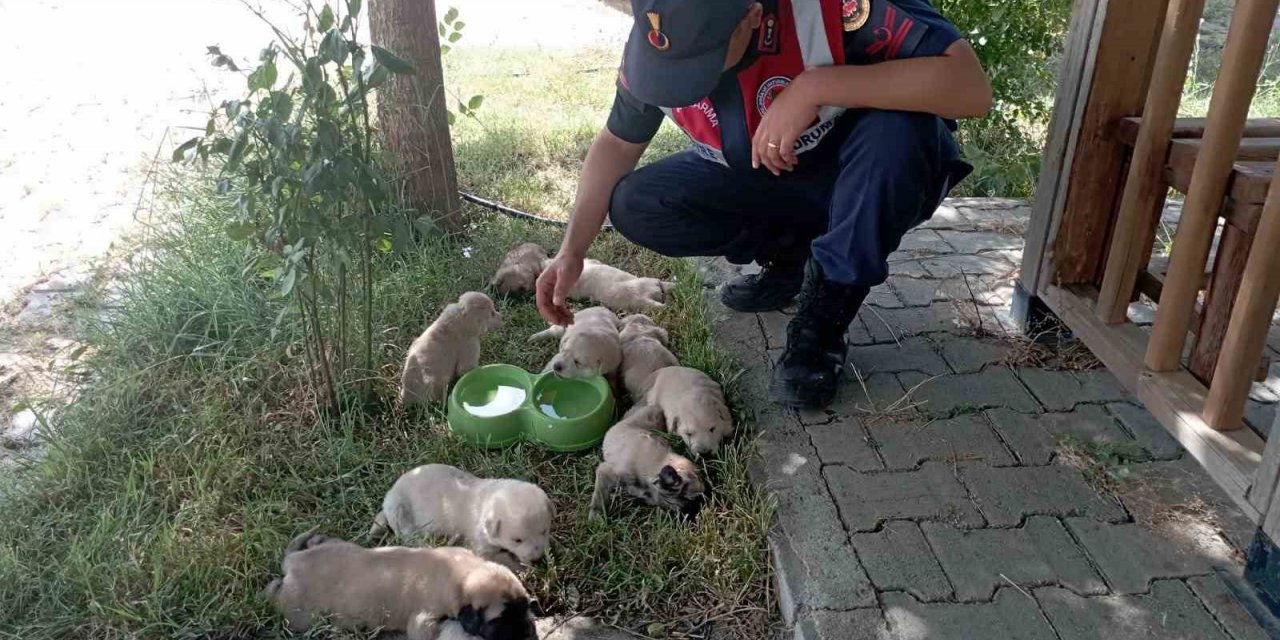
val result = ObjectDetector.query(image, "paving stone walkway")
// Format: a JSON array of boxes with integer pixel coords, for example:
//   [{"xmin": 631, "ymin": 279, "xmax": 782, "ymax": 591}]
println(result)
[{"xmin": 709, "ymin": 198, "xmax": 1274, "ymax": 640}]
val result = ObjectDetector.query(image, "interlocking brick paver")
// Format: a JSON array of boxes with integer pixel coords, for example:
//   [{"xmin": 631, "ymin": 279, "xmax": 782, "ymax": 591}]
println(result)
[
  {"xmin": 851, "ymin": 521, "xmax": 953, "ymax": 602},
  {"xmin": 1064, "ymin": 518, "xmax": 1213, "ymax": 594},
  {"xmin": 1122, "ymin": 458, "xmax": 1258, "ymax": 554},
  {"xmin": 1037, "ymin": 582, "xmax": 1231, "ymax": 640},
  {"xmin": 922, "ymin": 516, "xmax": 1106, "ymax": 602},
  {"xmin": 1104, "ymin": 402, "xmax": 1184, "ymax": 461},
  {"xmin": 796, "ymin": 609, "xmax": 891, "ymax": 640},
  {"xmin": 899, "ymin": 369, "xmax": 1040, "ymax": 416},
  {"xmin": 919, "ymin": 253, "xmax": 1016, "ymax": 278},
  {"xmin": 1186, "ymin": 575, "xmax": 1273, "ymax": 640},
  {"xmin": 827, "ymin": 462, "xmax": 984, "ymax": 532},
  {"xmin": 806, "ymin": 417, "xmax": 882, "ymax": 471},
  {"xmin": 862, "ymin": 305, "xmax": 952, "ymax": 342},
  {"xmin": 759, "ymin": 311, "xmax": 790, "ymax": 350},
  {"xmin": 934, "ymin": 334, "xmax": 1012, "ymax": 373},
  {"xmin": 887, "ymin": 275, "xmax": 943, "ymax": 307},
  {"xmin": 1016, "ymin": 368, "xmax": 1132, "ymax": 411},
  {"xmin": 898, "ymin": 229, "xmax": 954, "ymax": 254},
  {"xmin": 848, "ymin": 314, "xmax": 876, "ymax": 346},
  {"xmin": 848, "ymin": 336, "xmax": 950, "ymax": 377},
  {"xmin": 799, "ymin": 372, "xmax": 907, "ymax": 425},
  {"xmin": 962, "ymin": 464, "xmax": 1127, "ymax": 527},
  {"xmin": 882, "ymin": 589, "xmax": 1058, "ymax": 640},
  {"xmin": 867, "ymin": 414, "xmax": 1013, "ymax": 470},
  {"xmin": 886, "ymin": 256, "xmax": 934, "ymax": 277},
  {"xmin": 985, "ymin": 405, "xmax": 1135, "ymax": 466},
  {"xmin": 867, "ymin": 284, "xmax": 905, "ymax": 309}
]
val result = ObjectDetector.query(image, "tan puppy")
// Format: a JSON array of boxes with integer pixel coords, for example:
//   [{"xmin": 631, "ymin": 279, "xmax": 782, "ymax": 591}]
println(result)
[
  {"xmin": 489, "ymin": 243, "xmax": 548, "ymax": 294},
  {"xmin": 262, "ymin": 529, "xmax": 537, "ymax": 640},
  {"xmin": 644, "ymin": 366, "xmax": 733, "ymax": 457},
  {"xmin": 618, "ymin": 315, "xmax": 678, "ymax": 400},
  {"xmin": 370, "ymin": 464, "xmax": 554, "ymax": 569},
  {"xmin": 535, "ymin": 307, "xmax": 622, "ymax": 379},
  {"xmin": 488, "ymin": 243, "xmax": 673, "ymax": 312},
  {"xmin": 588, "ymin": 405, "xmax": 706, "ymax": 520},
  {"xmin": 401, "ymin": 292, "xmax": 503, "ymax": 406}
]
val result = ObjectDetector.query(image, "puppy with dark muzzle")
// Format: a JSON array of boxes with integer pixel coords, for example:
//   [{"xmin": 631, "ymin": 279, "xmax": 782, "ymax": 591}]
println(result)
[
  {"xmin": 588, "ymin": 405, "xmax": 706, "ymax": 520},
  {"xmin": 261, "ymin": 528, "xmax": 538, "ymax": 640}
]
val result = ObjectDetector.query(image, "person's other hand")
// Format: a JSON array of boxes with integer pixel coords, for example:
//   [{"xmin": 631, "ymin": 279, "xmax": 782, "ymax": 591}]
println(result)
[
  {"xmin": 751, "ymin": 79, "xmax": 820, "ymax": 176},
  {"xmin": 536, "ymin": 254, "xmax": 583, "ymax": 326}
]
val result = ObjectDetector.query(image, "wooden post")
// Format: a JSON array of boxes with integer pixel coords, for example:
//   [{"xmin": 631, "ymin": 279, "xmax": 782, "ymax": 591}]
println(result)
[
  {"xmin": 1145, "ymin": 0, "xmax": 1279, "ymax": 371},
  {"xmin": 1095, "ymin": 0, "xmax": 1205, "ymax": 324},
  {"xmin": 1189, "ymin": 224, "xmax": 1253, "ymax": 387},
  {"xmin": 1047, "ymin": 1, "xmax": 1170, "ymax": 285},
  {"xmin": 1203, "ymin": 157, "xmax": 1280, "ymax": 430}
]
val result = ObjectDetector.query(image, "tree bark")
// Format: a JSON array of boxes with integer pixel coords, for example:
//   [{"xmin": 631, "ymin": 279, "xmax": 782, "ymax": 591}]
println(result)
[{"xmin": 369, "ymin": 0, "xmax": 462, "ymax": 231}]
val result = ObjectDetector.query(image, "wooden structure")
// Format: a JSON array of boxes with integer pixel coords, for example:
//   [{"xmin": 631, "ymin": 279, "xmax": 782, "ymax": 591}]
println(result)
[{"xmin": 1018, "ymin": 0, "xmax": 1280, "ymax": 572}]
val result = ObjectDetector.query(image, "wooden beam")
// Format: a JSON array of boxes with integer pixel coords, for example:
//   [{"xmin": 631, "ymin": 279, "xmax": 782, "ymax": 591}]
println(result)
[
  {"xmin": 1168, "ymin": 137, "xmax": 1280, "ymax": 164},
  {"xmin": 1021, "ymin": 0, "xmax": 1109, "ymax": 298},
  {"xmin": 1039, "ymin": 283, "xmax": 1265, "ymax": 521},
  {"xmin": 1048, "ymin": 0, "xmax": 1170, "ymax": 285},
  {"xmin": 1114, "ymin": 116, "xmax": 1280, "ymax": 144},
  {"xmin": 1147, "ymin": 0, "xmax": 1280, "ymax": 372},
  {"xmin": 1188, "ymin": 224, "xmax": 1254, "ymax": 395},
  {"xmin": 1204, "ymin": 155, "xmax": 1280, "ymax": 430},
  {"xmin": 1249, "ymin": 392, "xmax": 1280, "ymax": 516},
  {"xmin": 1096, "ymin": 0, "xmax": 1205, "ymax": 324}
]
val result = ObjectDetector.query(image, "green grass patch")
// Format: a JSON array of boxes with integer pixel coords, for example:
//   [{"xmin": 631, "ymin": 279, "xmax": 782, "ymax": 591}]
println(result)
[{"xmin": 0, "ymin": 171, "xmax": 774, "ymax": 639}]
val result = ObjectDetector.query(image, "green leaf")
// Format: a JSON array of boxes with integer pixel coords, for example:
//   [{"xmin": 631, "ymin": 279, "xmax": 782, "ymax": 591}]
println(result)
[
  {"xmin": 248, "ymin": 59, "xmax": 278, "ymax": 92},
  {"xmin": 226, "ymin": 131, "xmax": 249, "ymax": 171},
  {"xmin": 438, "ymin": 23, "xmax": 447, "ymax": 37},
  {"xmin": 441, "ymin": 44, "xmax": 451, "ymax": 55},
  {"xmin": 448, "ymin": 32, "xmax": 462, "ymax": 43},
  {"xmin": 361, "ymin": 60, "xmax": 390, "ymax": 89},
  {"xmin": 346, "ymin": 0, "xmax": 362, "ymax": 18},
  {"xmin": 279, "ymin": 268, "xmax": 297, "ymax": 297},
  {"xmin": 225, "ymin": 221, "xmax": 257, "ymax": 240},
  {"xmin": 371, "ymin": 45, "xmax": 414, "ymax": 74},
  {"xmin": 205, "ymin": 117, "xmax": 217, "ymax": 136},
  {"xmin": 320, "ymin": 29, "xmax": 348, "ymax": 64},
  {"xmin": 453, "ymin": 21, "xmax": 466, "ymax": 30},
  {"xmin": 318, "ymin": 5, "xmax": 335, "ymax": 32},
  {"xmin": 447, "ymin": 110, "xmax": 456, "ymax": 125},
  {"xmin": 171, "ymin": 137, "xmax": 200, "ymax": 162},
  {"xmin": 340, "ymin": 15, "xmax": 352, "ymax": 31},
  {"xmin": 444, "ymin": 6, "xmax": 458, "ymax": 24},
  {"xmin": 315, "ymin": 119, "xmax": 341, "ymax": 152},
  {"xmin": 467, "ymin": 95, "xmax": 483, "ymax": 110},
  {"xmin": 210, "ymin": 137, "xmax": 233, "ymax": 155},
  {"xmin": 375, "ymin": 237, "xmax": 393, "ymax": 253}
]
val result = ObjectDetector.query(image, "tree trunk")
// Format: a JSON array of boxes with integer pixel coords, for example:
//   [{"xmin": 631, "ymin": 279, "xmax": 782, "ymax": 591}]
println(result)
[{"xmin": 369, "ymin": 0, "xmax": 463, "ymax": 231}]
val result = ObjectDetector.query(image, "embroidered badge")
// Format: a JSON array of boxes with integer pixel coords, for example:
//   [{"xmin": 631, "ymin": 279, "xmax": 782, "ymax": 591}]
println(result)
[
  {"xmin": 842, "ymin": 0, "xmax": 870, "ymax": 31},
  {"xmin": 756, "ymin": 76, "xmax": 791, "ymax": 116},
  {"xmin": 646, "ymin": 12, "xmax": 671, "ymax": 51},
  {"xmin": 866, "ymin": 3, "xmax": 913, "ymax": 59},
  {"xmin": 758, "ymin": 13, "xmax": 779, "ymax": 53}
]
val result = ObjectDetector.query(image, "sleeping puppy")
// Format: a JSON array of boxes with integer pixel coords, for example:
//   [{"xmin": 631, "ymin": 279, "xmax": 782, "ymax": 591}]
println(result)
[
  {"xmin": 618, "ymin": 315, "xmax": 678, "ymax": 400},
  {"xmin": 534, "ymin": 307, "xmax": 622, "ymax": 380},
  {"xmin": 262, "ymin": 529, "xmax": 537, "ymax": 640},
  {"xmin": 644, "ymin": 366, "xmax": 733, "ymax": 457},
  {"xmin": 489, "ymin": 243, "xmax": 548, "ymax": 294},
  {"xmin": 401, "ymin": 292, "xmax": 503, "ymax": 407},
  {"xmin": 588, "ymin": 405, "xmax": 706, "ymax": 520},
  {"xmin": 488, "ymin": 244, "xmax": 673, "ymax": 312},
  {"xmin": 370, "ymin": 464, "xmax": 554, "ymax": 569}
]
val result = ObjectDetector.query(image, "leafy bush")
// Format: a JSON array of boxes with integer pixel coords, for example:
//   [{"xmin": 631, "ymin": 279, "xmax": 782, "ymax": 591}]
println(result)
[{"xmin": 937, "ymin": 0, "xmax": 1073, "ymax": 197}]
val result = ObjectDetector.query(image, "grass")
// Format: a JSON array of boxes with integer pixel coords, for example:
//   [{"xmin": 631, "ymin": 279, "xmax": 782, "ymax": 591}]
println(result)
[{"xmin": 0, "ymin": 166, "xmax": 775, "ymax": 639}]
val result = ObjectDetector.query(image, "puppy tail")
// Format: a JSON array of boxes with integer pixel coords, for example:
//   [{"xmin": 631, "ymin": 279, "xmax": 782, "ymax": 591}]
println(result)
[
  {"xmin": 528, "ymin": 325, "xmax": 565, "ymax": 344},
  {"xmin": 368, "ymin": 511, "xmax": 390, "ymax": 540},
  {"xmin": 283, "ymin": 525, "xmax": 325, "ymax": 557}
]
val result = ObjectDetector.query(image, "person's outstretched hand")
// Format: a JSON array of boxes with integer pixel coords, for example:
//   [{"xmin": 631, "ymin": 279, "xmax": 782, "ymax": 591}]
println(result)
[{"xmin": 536, "ymin": 254, "xmax": 583, "ymax": 326}]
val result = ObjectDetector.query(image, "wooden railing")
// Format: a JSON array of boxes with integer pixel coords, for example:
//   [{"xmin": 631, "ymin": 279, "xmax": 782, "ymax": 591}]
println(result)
[{"xmin": 1020, "ymin": 0, "xmax": 1280, "ymax": 528}]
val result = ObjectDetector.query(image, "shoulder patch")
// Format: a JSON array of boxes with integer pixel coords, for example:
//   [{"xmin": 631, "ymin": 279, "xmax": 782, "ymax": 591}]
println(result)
[
  {"xmin": 846, "ymin": 0, "xmax": 930, "ymax": 62},
  {"xmin": 842, "ymin": 0, "xmax": 870, "ymax": 32}
]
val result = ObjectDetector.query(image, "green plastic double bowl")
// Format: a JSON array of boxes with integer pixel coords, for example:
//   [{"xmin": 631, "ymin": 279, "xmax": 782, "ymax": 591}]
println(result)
[{"xmin": 446, "ymin": 364, "xmax": 616, "ymax": 452}]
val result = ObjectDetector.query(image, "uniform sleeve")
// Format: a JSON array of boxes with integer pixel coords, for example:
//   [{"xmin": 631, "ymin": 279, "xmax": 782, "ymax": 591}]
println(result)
[
  {"xmin": 842, "ymin": 0, "xmax": 964, "ymax": 65},
  {"xmin": 606, "ymin": 81, "xmax": 665, "ymax": 144}
]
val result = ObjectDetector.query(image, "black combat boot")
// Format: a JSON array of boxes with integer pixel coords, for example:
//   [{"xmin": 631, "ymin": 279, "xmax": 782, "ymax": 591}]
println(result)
[
  {"xmin": 719, "ymin": 256, "xmax": 806, "ymax": 313},
  {"xmin": 769, "ymin": 259, "xmax": 869, "ymax": 409}
]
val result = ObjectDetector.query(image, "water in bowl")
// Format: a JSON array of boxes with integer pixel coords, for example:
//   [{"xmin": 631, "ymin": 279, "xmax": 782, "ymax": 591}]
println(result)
[
  {"xmin": 463, "ymin": 385, "xmax": 527, "ymax": 417},
  {"xmin": 535, "ymin": 380, "xmax": 601, "ymax": 420}
]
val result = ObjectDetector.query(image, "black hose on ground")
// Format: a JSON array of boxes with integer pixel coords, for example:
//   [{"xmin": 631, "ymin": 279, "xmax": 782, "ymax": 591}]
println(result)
[{"xmin": 458, "ymin": 191, "xmax": 615, "ymax": 231}]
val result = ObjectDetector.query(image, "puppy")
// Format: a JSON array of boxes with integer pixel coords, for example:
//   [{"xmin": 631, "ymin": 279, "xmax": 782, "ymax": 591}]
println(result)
[
  {"xmin": 489, "ymin": 243, "xmax": 548, "ymax": 294},
  {"xmin": 618, "ymin": 315, "xmax": 678, "ymax": 400},
  {"xmin": 262, "ymin": 529, "xmax": 537, "ymax": 640},
  {"xmin": 488, "ymin": 244, "xmax": 673, "ymax": 312},
  {"xmin": 539, "ymin": 307, "xmax": 622, "ymax": 380},
  {"xmin": 588, "ymin": 405, "xmax": 706, "ymax": 520},
  {"xmin": 644, "ymin": 366, "xmax": 733, "ymax": 457},
  {"xmin": 370, "ymin": 464, "xmax": 554, "ymax": 569},
  {"xmin": 401, "ymin": 292, "xmax": 503, "ymax": 406}
]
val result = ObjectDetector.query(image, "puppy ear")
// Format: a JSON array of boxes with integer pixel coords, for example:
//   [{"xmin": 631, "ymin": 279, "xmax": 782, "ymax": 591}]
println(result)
[
  {"xmin": 457, "ymin": 604, "xmax": 485, "ymax": 636},
  {"xmin": 657, "ymin": 465, "xmax": 682, "ymax": 492},
  {"xmin": 485, "ymin": 516, "xmax": 502, "ymax": 538}
]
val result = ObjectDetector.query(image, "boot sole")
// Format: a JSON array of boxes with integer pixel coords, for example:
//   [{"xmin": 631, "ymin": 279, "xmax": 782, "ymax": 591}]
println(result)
[
  {"xmin": 718, "ymin": 286, "xmax": 801, "ymax": 313},
  {"xmin": 768, "ymin": 375, "xmax": 839, "ymax": 409}
]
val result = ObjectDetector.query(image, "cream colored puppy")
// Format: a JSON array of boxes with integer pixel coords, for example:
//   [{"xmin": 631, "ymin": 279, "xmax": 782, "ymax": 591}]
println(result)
[
  {"xmin": 619, "ymin": 315, "xmax": 678, "ymax": 400},
  {"xmin": 534, "ymin": 307, "xmax": 622, "ymax": 380},
  {"xmin": 489, "ymin": 243, "xmax": 548, "ymax": 294},
  {"xmin": 488, "ymin": 244, "xmax": 673, "ymax": 312},
  {"xmin": 644, "ymin": 366, "xmax": 733, "ymax": 457},
  {"xmin": 401, "ymin": 292, "xmax": 503, "ymax": 406},
  {"xmin": 370, "ymin": 464, "xmax": 554, "ymax": 569},
  {"xmin": 588, "ymin": 405, "xmax": 706, "ymax": 520},
  {"xmin": 262, "ymin": 529, "xmax": 537, "ymax": 640}
]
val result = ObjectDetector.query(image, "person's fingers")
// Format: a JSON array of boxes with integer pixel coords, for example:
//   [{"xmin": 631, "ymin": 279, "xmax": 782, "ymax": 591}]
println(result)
[
  {"xmin": 536, "ymin": 269, "xmax": 558, "ymax": 324},
  {"xmin": 780, "ymin": 132, "xmax": 800, "ymax": 166},
  {"xmin": 751, "ymin": 128, "xmax": 764, "ymax": 169},
  {"xmin": 765, "ymin": 140, "xmax": 788, "ymax": 174}
]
